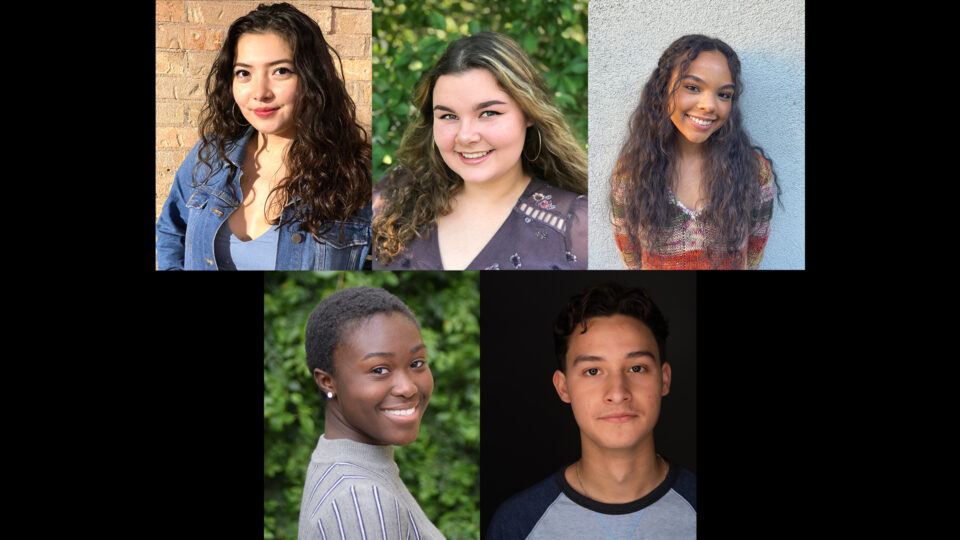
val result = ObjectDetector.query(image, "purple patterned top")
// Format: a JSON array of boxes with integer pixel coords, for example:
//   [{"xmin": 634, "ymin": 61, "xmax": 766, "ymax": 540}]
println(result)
[{"xmin": 374, "ymin": 177, "xmax": 587, "ymax": 270}]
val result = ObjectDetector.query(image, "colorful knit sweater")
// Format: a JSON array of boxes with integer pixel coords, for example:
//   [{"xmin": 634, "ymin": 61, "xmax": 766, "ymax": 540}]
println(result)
[{"xmin": 610, "ymin": 156, "xmax": 774, "ymax": 270}]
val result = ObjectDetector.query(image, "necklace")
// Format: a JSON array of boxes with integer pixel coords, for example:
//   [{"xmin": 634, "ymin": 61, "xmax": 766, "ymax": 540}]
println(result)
[{"xmin": 576, "ymin": 454, "xmax": 666, "ymax": 500}]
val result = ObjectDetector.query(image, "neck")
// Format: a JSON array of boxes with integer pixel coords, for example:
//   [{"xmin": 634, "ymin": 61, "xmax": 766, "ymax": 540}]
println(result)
[
  {"xmin": 456, "ymin": 164, "xmax": 530, "ymax": 207},
  {"xmin": 254, "ymin": 130, "xmax": 293, "ymax": 158},
  {"xmin": 574, "ymin": 436, "xmax": 666, "ymax": 504},
  {"xmin": 675, "ymin": 134, "xmax": 706, "ymax": 162}
]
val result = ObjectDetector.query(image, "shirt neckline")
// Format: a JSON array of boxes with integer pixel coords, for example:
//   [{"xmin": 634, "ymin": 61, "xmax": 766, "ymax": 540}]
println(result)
[{"xmin": 554, "ymin": 458, "xmax": 678, "ymax": 515}]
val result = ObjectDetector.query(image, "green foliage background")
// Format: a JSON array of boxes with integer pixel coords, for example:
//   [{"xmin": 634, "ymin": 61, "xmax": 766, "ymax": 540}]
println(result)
[
  {"xmin": 264, "ymin": 271, "xmax": 481, "ymax": 539},
  {"xmin": 372, "ymin": 0, "xmax": 588, "ymax": 180}
]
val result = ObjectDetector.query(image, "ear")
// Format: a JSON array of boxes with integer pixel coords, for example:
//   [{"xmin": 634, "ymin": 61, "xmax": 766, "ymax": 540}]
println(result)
[
  {"xmin": 552, "ymin": 370, "xmax": 571, "ymax": 403},
  {"xmin": 526, "ymin": 119, "xmax": 535, "ymax": 128},
  {"xmin": 314, "ymin": 368, "xmax": 335, "ymax": 396},
  {"xmin": 660, "ymin": 362, "xmax": 672, "ymax": 397}
]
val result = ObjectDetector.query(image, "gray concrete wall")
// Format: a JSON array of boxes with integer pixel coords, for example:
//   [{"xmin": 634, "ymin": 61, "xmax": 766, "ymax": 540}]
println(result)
[{"xmin": 587, "ymin": 0, "xmax": 805, "ymax": 269}]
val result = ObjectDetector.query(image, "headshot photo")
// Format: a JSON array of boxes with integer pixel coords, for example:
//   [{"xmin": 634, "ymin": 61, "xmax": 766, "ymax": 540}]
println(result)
[
  {"xmin": 371, "ymin": 2, "xmax": 589, "ymax": 270},
  {"xmin": 480, "ymin": 271, "xmax": 696, "ymax": 538},
  {"xmin": 263, "ymin": 271, "xmax": 479, "ymax": 539},
  {"xmin": 588, "ymin": 0, "xmax": 805, "ymax": 270},
  {"xmin": 155, "ymin": 1, "xmax": 373, "ymax": 270}
]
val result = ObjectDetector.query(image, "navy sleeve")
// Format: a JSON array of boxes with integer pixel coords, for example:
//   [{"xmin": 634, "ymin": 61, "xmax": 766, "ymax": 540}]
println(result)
[
  {"xmin": 486, "ymin": 475, "xmax": 561, "ymax": 540},
  {"xmin": 671, "ymin": 466, "xmax": 697, "ymax": 512}
]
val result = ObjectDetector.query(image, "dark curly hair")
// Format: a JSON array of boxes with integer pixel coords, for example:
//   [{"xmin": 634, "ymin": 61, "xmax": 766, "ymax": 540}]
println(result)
[
  {"xmin": 195, "ymin": 2, "xmax": 370, "ymax": 238},
  {"xmin": 305, "ymin": 287, "xmax": 419, "ymax": 379},
  {"xmin": 373, "ymin": 32, "xmax": 587, "ymax": 265},
  {"xmin": 611, "ymin": 34, "xmax": 781, "ymax": 266},
  {"xmin": 553, "ymin": 282, "xmax": 669, "ymax": 372}
]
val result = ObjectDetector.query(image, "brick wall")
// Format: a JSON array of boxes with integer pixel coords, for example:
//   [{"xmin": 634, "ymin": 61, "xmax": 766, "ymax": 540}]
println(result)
[{"xmin": 155, "ymin": 0, "xmax": 372, "ymax": 226}]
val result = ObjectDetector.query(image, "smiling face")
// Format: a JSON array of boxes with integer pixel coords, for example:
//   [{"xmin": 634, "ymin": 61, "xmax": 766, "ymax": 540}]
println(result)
[
  {"xmin": 432, "ymin": 68, "xmax": 533, "ymax": 187},
  {"xmin": 232, "ymin": 32, "xmax": 299, "ymax": 138},
  {"xmin": 317, "ymin": 312, "xmax": 433, "ymax": 446},
  {"xmin": 553, "ymin": 314, "xmax": 671, "ymax": 454},
  {"xmin": 668, "ymin": 50, "xmax": 734, "ymax": 145}
]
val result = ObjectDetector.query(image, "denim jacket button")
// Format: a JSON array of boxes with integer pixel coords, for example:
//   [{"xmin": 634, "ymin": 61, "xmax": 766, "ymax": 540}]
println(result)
[{"xmin": 291, "ymin": 233, "xmax": 303, "ymax": 243}]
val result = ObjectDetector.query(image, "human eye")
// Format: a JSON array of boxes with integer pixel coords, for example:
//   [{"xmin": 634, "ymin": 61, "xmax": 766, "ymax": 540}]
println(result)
[
  {"xmin": 584, "ymin": 367, "xmax": 600, "ymax": 377},
  {"xmin": 274, "ymin": 66, "xmax": 294, "ymax": 76},
  {"xmin": 370, "ymin": 366, "xmax": 390, "ymax": 375},
  {"xmin": 683, "ymin": 84, "xmax": 699, "ymax": 92},
  {"xmin": 411, "ymin": 359, "xmax": 427, "ymax": 369},
  {"xmin": 629, "ymin": 365, "xmax": 647, "ymax": 373},
  {"xmin": 479, "ymin": 110, "xmax": 502, "ymax": 118},
  {"xmin": 234, "ymin": 69, "xmax": 250, "ymax": 78},
  {"xmin": 718, "ymin": 90, "xmax": 733, "ymax": 100}
]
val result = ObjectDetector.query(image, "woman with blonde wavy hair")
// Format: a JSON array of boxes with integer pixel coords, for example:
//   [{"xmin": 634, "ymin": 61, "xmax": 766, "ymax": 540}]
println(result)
[{"xmin": 373, "ymin": 32, "xmax": 587, "ymax": 270}]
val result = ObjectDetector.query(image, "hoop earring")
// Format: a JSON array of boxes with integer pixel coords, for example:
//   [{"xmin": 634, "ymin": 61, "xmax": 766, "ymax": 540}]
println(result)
[
  {"xmin": 523, "ymin": 126, "xmax": 542, "ymax": 161},
  {"xmin": 232, "ymin": 103, "xmax": 250, "ymax": 127}
]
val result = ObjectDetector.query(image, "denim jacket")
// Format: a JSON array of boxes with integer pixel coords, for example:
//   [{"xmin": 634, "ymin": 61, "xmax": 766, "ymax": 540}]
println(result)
[{"xmin": 156, "ymin": 128, "xmax": 371, "ymax": 270}]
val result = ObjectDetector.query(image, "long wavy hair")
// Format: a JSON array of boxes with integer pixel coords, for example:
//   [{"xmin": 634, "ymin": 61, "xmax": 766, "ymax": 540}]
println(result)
[
  {"xmin": 195, "ymin": 2, "xmax": 370, "ymax": 237},
  {"xmin": 373, "ymin": 31, "xmax": 587, "ymax": 265},
  {"xmin": 612, "ymin": 34, "xmax": 781, "ymax": 264}
]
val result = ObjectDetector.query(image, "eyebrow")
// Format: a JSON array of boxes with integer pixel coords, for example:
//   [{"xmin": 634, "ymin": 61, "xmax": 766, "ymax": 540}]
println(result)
[
  {"xmin": 360, "ymin": 343, "xmax": 426, "ymax": 362},
  {"xmin": 571, "ymin": 350, "xmax": 656, "ymax": 366},
  {"xmin": 433, "ymin": 100, "xmax": 507, "ymax": 113},
  {"xmin": 234, "ymin": 59, "xmax": 294, "ymax": 68},
  {"xmin": 681, "ymin": 74, "xmax": 735, "ymax": 90}
]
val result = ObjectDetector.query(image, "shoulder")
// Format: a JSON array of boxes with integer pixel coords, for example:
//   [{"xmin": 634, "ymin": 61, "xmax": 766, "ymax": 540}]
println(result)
[
  {"xmin": 754, "ymin": 152, "xmax": 773, "ymax": 187},
  {"xmin": 669, "ymin": 464, "xmax": 697, "ymax": 512},
  {"xmin": 487, "ymin": 473, "xmax": 562, "ymax": 540}
]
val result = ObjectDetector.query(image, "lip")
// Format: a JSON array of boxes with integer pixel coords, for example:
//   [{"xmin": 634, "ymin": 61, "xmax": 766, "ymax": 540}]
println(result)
[
  {"xmin": 598, "ymin": 412, "xmax": 638, "ymax": 423},
  {"xmin": 254, "ymin": 107, "xmax": 280, "ymax": 118},
  {"xmin": 457, "ymin": 149, "xmax": 493, "ymax": 165},
  {"xmin": 686, "ymin": 114, "xmax": 716, "ymax": 131},
  {"xmin": 381, "ymin": 401, "xmax": 421, "ymax": 424}
]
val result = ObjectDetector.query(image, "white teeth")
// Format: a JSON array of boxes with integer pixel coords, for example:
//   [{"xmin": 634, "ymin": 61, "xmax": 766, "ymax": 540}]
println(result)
[
  {"xmin": 688, "ymin": 115, "xmax": 714, "ymax": 126},
  {"xmin": 460, "ymin": 150, "xmax": 490, "ymax": 159},
  {"xmin": 384, "ymin": 407, "xmax": 416, "ymax": 416}
]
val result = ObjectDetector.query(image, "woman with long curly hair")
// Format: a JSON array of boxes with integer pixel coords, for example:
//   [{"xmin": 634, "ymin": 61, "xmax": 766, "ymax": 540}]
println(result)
[
  {"xmin": 611, "ymin": 34, "xmax": 781, "ymax": 270},
  {"xmin": 156, "ymin": 3, "xmax": 371, "ymax": 270},
  {"xmin": 373, "ymin": 32, "xmax": 587, "ymax": 270}
]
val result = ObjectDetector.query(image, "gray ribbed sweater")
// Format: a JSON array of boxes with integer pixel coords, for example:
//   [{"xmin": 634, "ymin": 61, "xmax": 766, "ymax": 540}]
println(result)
[{"xmin": 297, "ymin": 435, "xmax": 445, "ymax": 539}]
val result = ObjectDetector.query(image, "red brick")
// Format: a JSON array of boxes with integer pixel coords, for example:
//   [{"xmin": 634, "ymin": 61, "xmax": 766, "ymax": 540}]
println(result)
[
  {"xmin": 156, "ymin": 149, "xmax": 190, "ymax": 174},
  {"xmin": 156, "ymin": 76, "xmax": 177, "ymax": 99},
  {"xmin": 356, "ymin": 105, "xmax": 372, "ymax": 127},
  {"xmin": 173, "ymin": 77, "xmax": 207, "ymax": 101},
  {"xmin": 299, "ymin": 6, "xmax": 333, "ymax": 33},
  {"xmin": 183, "ymin": 26, "xmax": 224, "ymax": 51},
  {"xmin": 156, "ymin": 102, "xmax": 185, "ymax": 125},
  {"xmin": 156, "ymin": 24, "xmax": 184, "ymax": 49},
  {"xmin": 156, "ymin": 50, "xmax": 185, "ymax": 75},
  {"xmin": 186, "ymin": 2, "xmax": 251, "ymax": 25},
  {"xmin": 186, "ymin": 50, "xmax": 218, "ymax": 77},
  {"xmin": 157, "ymin": 127, "xmax": 200, "ymax": 149},
  {"xmin": 340, "ymin": 59, "xmax": 371, "ymax": 81},
  {"xmin": 333, "ymin": 8, "xmax": 371, "ymax": 35},
  {"xmin": 326, "ymin": 33, "xmax": 369, "ymax": 59},
  {"xmin": 186, "ymin": 102, "xmax": 206, "ymax": 127},
  {"xmin": 156, "ymin": 1, "xmax": 185, "ymax": 22}
]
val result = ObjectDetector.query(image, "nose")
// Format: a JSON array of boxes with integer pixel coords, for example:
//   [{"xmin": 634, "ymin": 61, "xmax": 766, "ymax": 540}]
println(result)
[
  {"xmin": 604, "ymin": 371, "xmax": 631, "ymax": 404},
  {"xmin": 391, "ymin": 369, "xmax": 417, "ymax": 398},
  {"xmin": 252, "ymin": 74, "xmax": 274, "ymax": 103},
  {"xmin": 456, "ymin": 119, "xmax": 480, "ymax": 146},
  {"xmin": 697, "ymin": 92, "xmax": 717, "ymax": 113}
]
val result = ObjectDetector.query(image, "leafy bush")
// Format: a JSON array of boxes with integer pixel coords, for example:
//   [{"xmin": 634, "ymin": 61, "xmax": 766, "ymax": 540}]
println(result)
[
  {"xmin": 264, "ymin": 271, "xmax": 481, "ymax": 539},
  {"xmin": 372, "ymin": 0, "xmax": 588, "ymax": 180}
]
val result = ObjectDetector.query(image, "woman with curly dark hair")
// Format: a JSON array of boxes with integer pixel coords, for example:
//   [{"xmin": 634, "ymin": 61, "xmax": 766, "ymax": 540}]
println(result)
[
  {"xmin": 156, "ymin": 3, "xmax": 371, "ymax": 270},
  {"xmin": 611, "ymin": 34, "xmax": 781, "ymax": 270},
  {"xmin": 372, "ymin": 32, "xmax": 588, "ymax": 271}
]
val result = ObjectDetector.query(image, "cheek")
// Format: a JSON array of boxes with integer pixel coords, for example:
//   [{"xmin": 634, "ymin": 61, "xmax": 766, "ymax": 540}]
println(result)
[{"xmin": 433, "ymin": 123, "xmax": 455, "ymax": 150}]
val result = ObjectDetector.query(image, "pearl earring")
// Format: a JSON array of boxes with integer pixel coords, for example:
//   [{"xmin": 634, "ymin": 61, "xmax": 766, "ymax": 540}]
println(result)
[{"xmin": 327, "ymin": 392, "xmax": 334, "ymax": 399}]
